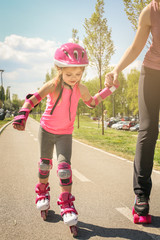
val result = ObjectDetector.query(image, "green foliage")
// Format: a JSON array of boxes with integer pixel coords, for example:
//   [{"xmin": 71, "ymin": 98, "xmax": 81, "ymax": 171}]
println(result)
[
  {"xmin": 126, "ymin": 69, "xmax": 139, "ymax": 115},
  {"xmin": 72, "ymin": 29, "xmax": 79, "ymax": 44},
  {"xmin": 0, "ymin": 100, "xmax": 3, "ymax": 108},
  {"xmin": 11, "ymin": 94, "xmax": 24, "ymax": 111},
  {"xmin": 5, "ymin": 86, "xmax": 11, "ymax": 101},
  {"xmin": 103, "ymin": 71, "xmax": 127, "ymax": 117},
  {"xmin": 83, "ymin": 68, "xmax": 140, "ymax": 118},
  {"xmin": 44, "ymin": 67, "xmax": 57, "ymax": 83},
  {"xmin": 83, "ymin": 0, "xmax": 115, "ymax": 134},
  {"xmin": 0, "ymin": 85, "xmax": 5, "ymax": 102},
  {"xmin": 83, "ymin": 0, "xmax": 115, "ymax": 74},
  {"xmin": 123, "ymin": 0, "xmax": 151, "ymax": 31}
]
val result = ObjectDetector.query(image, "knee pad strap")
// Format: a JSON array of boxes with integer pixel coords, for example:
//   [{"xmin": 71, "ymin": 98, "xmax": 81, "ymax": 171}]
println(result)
[
  {"xmin": 38, "ymin": 158, "xmax": 53, "ymax": 179},
  {"xmin": 57, "ymin": 162, "xmax": 72, "ymax": 186}
]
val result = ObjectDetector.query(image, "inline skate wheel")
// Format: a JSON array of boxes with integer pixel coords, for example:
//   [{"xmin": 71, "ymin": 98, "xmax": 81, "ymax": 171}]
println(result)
[
  {"xmin": 41, "ymin": 210, "xmax": 48, "ymax": 221},
  {"xmin": 70, "ymin": 226, "xmax": 78, "ymax": 238}
]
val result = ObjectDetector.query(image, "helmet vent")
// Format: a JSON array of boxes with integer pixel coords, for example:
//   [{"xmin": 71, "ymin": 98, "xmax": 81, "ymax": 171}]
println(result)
[
  {"xmin": 63, "ymin": 50, "xmax": 69, "ymax": 57},
  {"xmin": 74, "ymin": 50, "xmax": 78, "ymax": 60},
  {"xmin": 82, "ymin": 50, "xmax": 84, "ymax": 58}
]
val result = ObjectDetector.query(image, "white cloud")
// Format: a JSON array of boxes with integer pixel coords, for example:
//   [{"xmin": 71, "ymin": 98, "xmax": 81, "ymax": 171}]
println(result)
[{"xmin": 0, "ymin": 34, "xmax": 59, "ymax": 99}]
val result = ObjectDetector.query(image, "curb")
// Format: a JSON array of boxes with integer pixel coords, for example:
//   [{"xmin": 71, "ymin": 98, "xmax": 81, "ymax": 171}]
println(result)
[{"xmin": 0, "ymin": 120, "xmax": 13, "ymax": 135}]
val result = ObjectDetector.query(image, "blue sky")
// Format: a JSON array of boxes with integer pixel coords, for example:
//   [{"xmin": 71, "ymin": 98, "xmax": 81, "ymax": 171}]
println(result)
[{"xmin": 0, "ymin": 0, "xmax": 145, "ymax": 99}]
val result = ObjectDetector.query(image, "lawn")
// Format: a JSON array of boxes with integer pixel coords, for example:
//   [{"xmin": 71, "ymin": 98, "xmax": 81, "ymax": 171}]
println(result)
[{"xmin": 73, "ymin": 116, "xmax": 160, "ymax": 170}]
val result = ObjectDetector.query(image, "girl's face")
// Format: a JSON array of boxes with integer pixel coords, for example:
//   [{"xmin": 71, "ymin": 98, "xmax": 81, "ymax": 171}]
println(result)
[{"xmin": 62, "ymin": 67, "xmax": 84, "ymax": 86}]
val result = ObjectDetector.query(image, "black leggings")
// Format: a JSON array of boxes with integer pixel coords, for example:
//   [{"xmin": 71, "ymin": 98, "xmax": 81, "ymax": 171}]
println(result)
[{"xmin": 134, "ymin": 66, "xmax": 160, "ymax": 197}]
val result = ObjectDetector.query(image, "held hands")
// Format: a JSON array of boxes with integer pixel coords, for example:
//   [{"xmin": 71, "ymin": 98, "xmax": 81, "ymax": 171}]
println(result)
[{"xmin": 104, "ymin": 70, "xmax": 119, "ymax": 88}]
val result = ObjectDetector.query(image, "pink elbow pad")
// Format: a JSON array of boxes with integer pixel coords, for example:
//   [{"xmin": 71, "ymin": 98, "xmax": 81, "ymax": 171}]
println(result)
[
  {"xmin": 99, "ymin": 85, "xmax": 118, "ymax": 100},
  {"xmin": 25, "ymin": 92, "xmax": 42, "ymax": 108}
]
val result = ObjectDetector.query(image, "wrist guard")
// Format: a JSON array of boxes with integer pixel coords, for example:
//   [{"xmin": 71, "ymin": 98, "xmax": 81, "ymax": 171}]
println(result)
[
  {"xmin": 13, "ymin": 108, "xmax": 30, "ymax": 126},
  {"xmin": 99, "ymin": 85, "xmax": 118, "ymax": 100}
]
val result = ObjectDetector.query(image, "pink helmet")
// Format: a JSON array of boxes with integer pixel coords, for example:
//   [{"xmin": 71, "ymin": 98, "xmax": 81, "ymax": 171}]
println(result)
[{"xmin": 54, "ymin": 43, "xmax": 89, "ymax": 67}]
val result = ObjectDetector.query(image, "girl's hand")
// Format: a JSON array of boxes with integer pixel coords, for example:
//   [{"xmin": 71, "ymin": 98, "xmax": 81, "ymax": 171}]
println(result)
[
  {"xmin": 105, "ymin": 71, "xmax": 119, "ymax": 88},
  {"xmin": 13, "ymin": 120, "xmax": 26, "ymax": 131}
]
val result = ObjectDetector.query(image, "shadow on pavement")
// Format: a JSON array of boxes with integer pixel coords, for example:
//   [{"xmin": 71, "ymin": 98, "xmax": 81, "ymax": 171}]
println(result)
[
  {"xmin": 152, "ymin": 216, "xmax": 160, "ymax": 228},
  {"xmin": 45, "ymin": 210, "xmax": 62, "ymax": 223},
  {"xmin": 76, "ymin": 219, "xmax": 160, "ymax": 240}
]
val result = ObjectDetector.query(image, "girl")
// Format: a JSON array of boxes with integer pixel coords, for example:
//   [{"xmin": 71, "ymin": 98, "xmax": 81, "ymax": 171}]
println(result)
[
  {"xmin": 105, "ymin": 0, "xmax": 160, "ymax": 224},
  {"xmin": 13, "ymin": 43, "xmax": 117, "ymax": 235}
]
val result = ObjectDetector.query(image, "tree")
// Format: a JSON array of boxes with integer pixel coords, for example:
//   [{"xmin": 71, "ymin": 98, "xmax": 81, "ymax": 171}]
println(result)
[
  {"xmin": 72, "ymin": 29, "xmax": 79, "ymax": 44},
  {"xmin": 83, "ymin": 0, "xmax": 115, "ymax": 135},
  {"xmin": 126, "ymin": 69, "xmax": 139, "ymax": 116},
  {"xmin": 0, "ymin": 85, "xmax": 5, "ymax": 104},
  {"xmin": 104, "ymin": 70, "xmax": 127, "ymax": 117},
  {"xmin": 123, "ymin": 0, "xmax": 151, "ymax": 31},
  {"xmin": 44, "ymin": 68, "xmax": 57, "ymax": 83},
  {"xmin": 123, "ymin": 0, "xmax": 151, "ymax": 46},
  {"xmin": 12, "ymin": 94, "xmax": 23, "ymax": 111},
  {"xmin": 5, "ymin": 86, "xmax": 11, "ymax": 101}
]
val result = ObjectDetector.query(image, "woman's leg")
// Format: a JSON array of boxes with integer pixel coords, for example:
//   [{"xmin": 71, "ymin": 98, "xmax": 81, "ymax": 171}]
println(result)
[{"xmin": 134, "ymin": 66, "xmax": 160, "ymax": 197}]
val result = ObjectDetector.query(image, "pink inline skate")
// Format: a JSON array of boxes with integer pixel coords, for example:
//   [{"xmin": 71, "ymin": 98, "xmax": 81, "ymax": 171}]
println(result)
[
  {"xmin": 57, "ymin": 192, "xmax": 78, "ymax": 237},
  {"xmin": 132, "ymin": 194, "xmax": 151, "ymax": 224},
  {"xmin": 35, "ymin": 182, "xmax": 50, "ymax": 220}
]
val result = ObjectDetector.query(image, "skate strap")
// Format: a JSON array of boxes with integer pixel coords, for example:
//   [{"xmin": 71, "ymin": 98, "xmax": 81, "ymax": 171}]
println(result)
[
  {"xmin": 61, "ymin": 207, "xmax": 78, "ymax": 216},
  {"xmin": 35, "ymin": 193, "xmax": 49, "ymax": 204},
  {"xmin": 35, "ymin": 184, "xmax": 50, "ymax": 194},
  {"xmin": 93, "ymin": 95, "xmax": 99, "ymax": 106},
  {"xmin": 84, "ymin": 97, "xmax": 94, "ymax": 108},
  {"xmin": 57, "ymin": 196, "xmax": 75, "ymax": 206}
]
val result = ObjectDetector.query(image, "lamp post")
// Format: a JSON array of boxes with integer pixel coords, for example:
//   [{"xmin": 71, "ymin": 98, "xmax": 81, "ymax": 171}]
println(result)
[{"xmin": 0, "ymin": 70, "xmax": 4, "ymax": 87}]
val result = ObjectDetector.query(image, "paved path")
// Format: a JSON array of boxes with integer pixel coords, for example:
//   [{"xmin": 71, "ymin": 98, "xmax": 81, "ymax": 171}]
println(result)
[{"xmin": 0, "ymin": 117, "xmax": 160, "ymax": 240}]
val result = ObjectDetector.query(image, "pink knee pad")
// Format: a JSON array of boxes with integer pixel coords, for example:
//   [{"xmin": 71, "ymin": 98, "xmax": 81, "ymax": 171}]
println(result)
[
  {"xmin": 57, "ymin": 162, "xmax": 72, "ymax": 186},
  {"xmin": 38, "ymin": 158, "xmax": 53, "ymax": 179}
]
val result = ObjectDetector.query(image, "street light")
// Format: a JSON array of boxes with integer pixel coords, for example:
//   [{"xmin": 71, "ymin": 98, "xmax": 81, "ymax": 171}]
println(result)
[{"xmin": 0, "ymin": 70, "xmax": 4, "ymax": 87}]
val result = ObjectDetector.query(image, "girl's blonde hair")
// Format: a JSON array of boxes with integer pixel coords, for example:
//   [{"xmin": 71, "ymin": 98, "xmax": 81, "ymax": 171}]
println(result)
[{"xmin": 52, "ymin": 66, "xmax": 63, "ymax": 99}]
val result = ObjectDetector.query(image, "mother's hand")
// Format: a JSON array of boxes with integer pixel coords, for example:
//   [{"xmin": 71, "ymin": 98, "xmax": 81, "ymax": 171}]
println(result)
[{"xmin": 105, "ymin": 71, "xmax": 119, "ymax": 88}]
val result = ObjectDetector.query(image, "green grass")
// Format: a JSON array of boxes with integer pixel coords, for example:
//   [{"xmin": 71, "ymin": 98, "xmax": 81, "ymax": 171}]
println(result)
[
  {"xmin": 31, "ymin": 114, "xmax": 160, "ymax": 169},
  {"xmin": 73, "ymin": 116, "xmax": 160, "ymax": 170},
  {"xmin": 0, "ymin": 117, "xmax": 13, "ymax": 129}
]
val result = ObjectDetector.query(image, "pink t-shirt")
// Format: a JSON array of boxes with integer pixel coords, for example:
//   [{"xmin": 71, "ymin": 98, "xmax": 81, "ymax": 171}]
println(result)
[
  {"xmin": 143, "ymin": 0, "xmax": 160, "ymax": 70},
  {"xmin": 40, "ymin": 84, "xmax": 81, "ymax": 134}
]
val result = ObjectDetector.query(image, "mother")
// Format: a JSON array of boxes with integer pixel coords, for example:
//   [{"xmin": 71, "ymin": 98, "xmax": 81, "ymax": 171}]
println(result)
[{"xmin": 105, "ymin": 0, "xmax": 160, "ymax": 221}]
